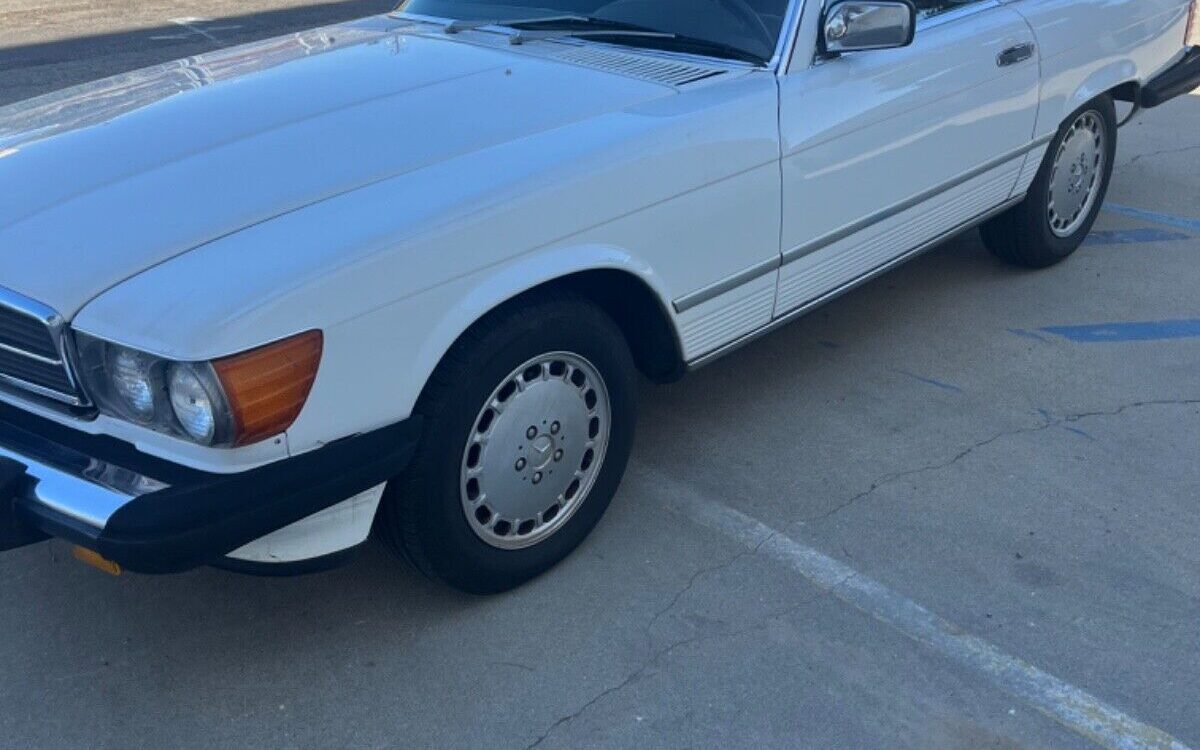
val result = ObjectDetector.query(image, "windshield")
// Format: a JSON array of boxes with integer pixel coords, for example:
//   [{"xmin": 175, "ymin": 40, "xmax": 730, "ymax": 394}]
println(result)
[{"xmin": 398, "ymin": 0, "xmax": 793, "ymax": 64}]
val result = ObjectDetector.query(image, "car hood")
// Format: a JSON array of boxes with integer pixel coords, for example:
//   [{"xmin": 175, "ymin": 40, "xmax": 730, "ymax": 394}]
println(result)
[{"xmin": 0, "ymin": 16, "xmax": 671, "ymax": 318}]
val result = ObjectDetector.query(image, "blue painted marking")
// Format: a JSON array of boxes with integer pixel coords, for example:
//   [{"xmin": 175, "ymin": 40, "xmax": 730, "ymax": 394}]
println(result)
[
  {"xmin": 895, "ymin": 370, "xmax": 964, "ymax": 394},
  {"xmin": 1084, "ymin": 228, "xmax": 1192, "ymax": 246},
  {"xmin": 1009, "ymin": 328, "xmax": 1052, "ymax": 343},
  {"xmin": 1041, "ymin": 319, "xmax": 1200, "ymax": 343},
  {"xmin": 1103, "ymin": 203, "xmax": 1200, "ymax": 234}
]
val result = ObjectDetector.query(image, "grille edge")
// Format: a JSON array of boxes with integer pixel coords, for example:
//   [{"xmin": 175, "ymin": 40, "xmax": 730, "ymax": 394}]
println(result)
[{"xmin": 0, "ymin": 287, "xmax": 87, "ymax": 408}]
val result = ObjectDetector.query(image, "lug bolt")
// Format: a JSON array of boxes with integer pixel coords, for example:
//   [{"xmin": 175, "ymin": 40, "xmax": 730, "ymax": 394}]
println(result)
[
  {"xmin": 532, "ymin": 472, "xmax": 543, "ymax": 484},
  {"xmin": 553, "ymin": 449, "xmax": 563, "ymax": 462},
  {"xmin": 550, "ymin": 421, "xmax": 561, "ymax": 435},
  {"xmin": 515, "ymin": 458, "xmax": 526, "ymax": 471},
  {"xmin": 526, "ymin": 426, "xmax": 537, "ymax": 439}
]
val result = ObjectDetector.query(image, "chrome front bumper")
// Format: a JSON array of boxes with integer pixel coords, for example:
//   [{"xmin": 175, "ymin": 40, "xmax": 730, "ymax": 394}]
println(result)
[
  {"xmin": 0, "ymin": 437, "xmax": 163, "ymax": 531},
  {"xmin": 1, "ymin": 401, "xmax": 422, "ymax": 574}
]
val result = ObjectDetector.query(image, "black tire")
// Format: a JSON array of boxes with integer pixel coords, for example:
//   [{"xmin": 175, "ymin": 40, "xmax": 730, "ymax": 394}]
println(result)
[
  {"xmin": 981, "ymin": 95, "xmax": 1117, "ymax": 268},
  {"xmin": 376, "ymin": 290, "xmax": 638, "ymax": 594}
]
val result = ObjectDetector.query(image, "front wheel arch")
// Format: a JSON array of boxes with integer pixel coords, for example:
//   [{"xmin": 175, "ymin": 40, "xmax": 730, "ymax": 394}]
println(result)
[{"xmin": 416, "ymin": 267, "xmax": 686, "ymax": 416}]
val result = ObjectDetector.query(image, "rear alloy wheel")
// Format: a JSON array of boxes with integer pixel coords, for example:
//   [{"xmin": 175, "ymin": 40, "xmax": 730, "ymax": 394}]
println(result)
[
  {"xmin": 982, "ymin": 95, "xmax": 1117, "ymax": 268},
  {"xmin": 377, "ymin": 291, "xmax": 637, "ymax": 594},
  {"xmin": 1047, "ymin": 110, "xmax": 1108, "ymax": 238}
]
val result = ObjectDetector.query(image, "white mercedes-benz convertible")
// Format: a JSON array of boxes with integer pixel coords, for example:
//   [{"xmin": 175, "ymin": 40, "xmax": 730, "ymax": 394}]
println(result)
[{"xmin": 1, "ymin": 0, "xmax": 1197, "ymax": 591}]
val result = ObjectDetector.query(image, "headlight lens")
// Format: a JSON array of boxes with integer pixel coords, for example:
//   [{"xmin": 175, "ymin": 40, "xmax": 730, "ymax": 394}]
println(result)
[
  {"xmin": 168, "ymin": 364, "xmax": 219, "ymax": 444},
  {"xmin": 74, "ymin": 331, "xmax": 322, "ymax": 448},
  {"xmin": 108, "ymin": 348, "xmax": 157, "ymax": 421}
]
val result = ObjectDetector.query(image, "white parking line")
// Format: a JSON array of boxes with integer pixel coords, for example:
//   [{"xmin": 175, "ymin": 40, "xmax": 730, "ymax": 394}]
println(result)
[
  {"xmin": 150, "ymin": 17, "xmax": 243, "ymax": 42},
  {"xmin": 645, "ymin": 468, "xmax": 1192, "ymax": 750}
]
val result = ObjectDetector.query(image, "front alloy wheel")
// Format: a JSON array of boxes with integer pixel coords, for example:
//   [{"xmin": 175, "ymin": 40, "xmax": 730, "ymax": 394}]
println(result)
[
  {"xmin": 377, "ymin": 290, "xmax": 637, "ymax": 594},
  {"xmin": 461, "ymin": 352, "xmax": 611, "ymax": 549}
]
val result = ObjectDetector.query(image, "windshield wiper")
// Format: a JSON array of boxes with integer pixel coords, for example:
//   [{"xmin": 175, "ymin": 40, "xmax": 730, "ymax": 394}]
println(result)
[
  {"xmin": 442, "ymin": 14, "xmax": 766, "ymax": 65},
  {"xmin": 510, "ymin": 28, "xmax": 675, "ymax": 46},
  {"xmin": 443, "ymin": 15, "xmax": 589, "ymax": 34},
  {"xmin": 516, "ymin": 17, "xmax": 766, "ymax": 64}
]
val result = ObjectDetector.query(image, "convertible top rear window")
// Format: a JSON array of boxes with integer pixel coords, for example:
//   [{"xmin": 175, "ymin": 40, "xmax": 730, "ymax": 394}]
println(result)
[{"xmin": 400, "ymin": 0, "xmax": 792, "ymax": 63}]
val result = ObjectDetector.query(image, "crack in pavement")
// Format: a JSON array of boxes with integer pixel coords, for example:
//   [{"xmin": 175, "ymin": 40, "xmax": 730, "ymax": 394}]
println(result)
[
  {"xmin": 524, "ymin": 533, "xmax": 816, "ymax": 750},
  {"xmin": 1123, "ymin": 143, "xmax": 1200, "ymax": 165},
  {"xmin": 802, "ymin": 398, "xmax": 1200, "ymax": 524},
  {"xmin": 492, "ymin": 661, "xmax": 536, "ymax": 673},
  {"xmin": 522, "ymin": 602, "xmax": 829, "ymax": 750},
  {"xmin": 642, "ymin": 532, "xmax": 777, "ymax": 642}
]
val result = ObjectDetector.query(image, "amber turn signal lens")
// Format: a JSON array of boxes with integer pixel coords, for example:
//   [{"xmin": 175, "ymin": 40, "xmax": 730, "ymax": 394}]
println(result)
[{"xmin": 213, "ymin": 331, "xmax": 323, "ymax": 447}]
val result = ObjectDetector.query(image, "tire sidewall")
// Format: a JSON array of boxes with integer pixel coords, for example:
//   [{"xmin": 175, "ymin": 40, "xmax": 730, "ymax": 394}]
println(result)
[{"xmin": 409, "ymin": 300, "xmax": 637, "ymax": 592}]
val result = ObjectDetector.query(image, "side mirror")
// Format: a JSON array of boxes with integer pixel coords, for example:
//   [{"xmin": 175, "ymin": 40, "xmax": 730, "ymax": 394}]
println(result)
[{"xmin": 822, "ymin": 0, "xmax": 917, "ymax": 55}]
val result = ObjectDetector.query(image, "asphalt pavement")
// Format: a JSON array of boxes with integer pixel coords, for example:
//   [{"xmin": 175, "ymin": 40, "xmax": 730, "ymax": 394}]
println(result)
[{"xmin": 1, "ymin": 3, "xmax": 1198, "ymax": 749}]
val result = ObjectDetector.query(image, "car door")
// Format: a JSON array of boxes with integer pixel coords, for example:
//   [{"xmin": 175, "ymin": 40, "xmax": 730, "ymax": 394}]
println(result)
[{"xmin": 774, "ymin": 0, "xmax": 1041, "ymax": 316}]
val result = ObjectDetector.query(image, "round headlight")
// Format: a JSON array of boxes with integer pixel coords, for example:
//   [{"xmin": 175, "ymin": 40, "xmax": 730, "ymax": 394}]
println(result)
[
  {"xmin": 109, "ymin": 348, "xmax": 156, "ymax": 421},
  {"xmin": 168, "ymin": 364, "xmax": 217, "ymax": 444}
]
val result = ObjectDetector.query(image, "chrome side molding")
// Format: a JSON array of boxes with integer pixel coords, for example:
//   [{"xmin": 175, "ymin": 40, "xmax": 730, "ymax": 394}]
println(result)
[
  {"xmin": 687, "ymin": 194, "xmax": 1026, "ymax": 370},
  {"xmin": 670, "ymin": 136, "xmax": 1053, "ymax": 316}
]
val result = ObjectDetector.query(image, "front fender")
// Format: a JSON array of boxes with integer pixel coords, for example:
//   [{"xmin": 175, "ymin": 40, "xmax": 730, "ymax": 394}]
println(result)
[
  {"xmin": 410, "ymin": 242, "xmax": 674, "ymax": 377},
  {"xmin": 284, "ymin": 242, "xmax": 677, "ymax": 454}
]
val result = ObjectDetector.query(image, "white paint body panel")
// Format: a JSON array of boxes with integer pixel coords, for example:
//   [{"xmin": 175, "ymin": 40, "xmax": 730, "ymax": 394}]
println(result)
[
  {"xmin": 777, "ymin": 3, "xmax": 1039, "ymax": 313},
  {"xmin": 1003, "ymin": 0, "xmax": 1192, "ymax": 137},
  {"xmin": 0, "ymin": 5, "xmax": 1190, "ymax": 562}
]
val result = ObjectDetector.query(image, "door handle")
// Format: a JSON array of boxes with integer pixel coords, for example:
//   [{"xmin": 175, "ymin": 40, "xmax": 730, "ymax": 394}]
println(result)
[{"xmin": 998, "ymin": 43, "xmax": 1036, "ymax": 67}]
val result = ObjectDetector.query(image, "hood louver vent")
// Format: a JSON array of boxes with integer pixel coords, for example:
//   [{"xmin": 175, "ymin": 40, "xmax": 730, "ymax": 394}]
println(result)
[{"xmin": 538, "ymin": 43, "xmax": 729, "ymax": 87}]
